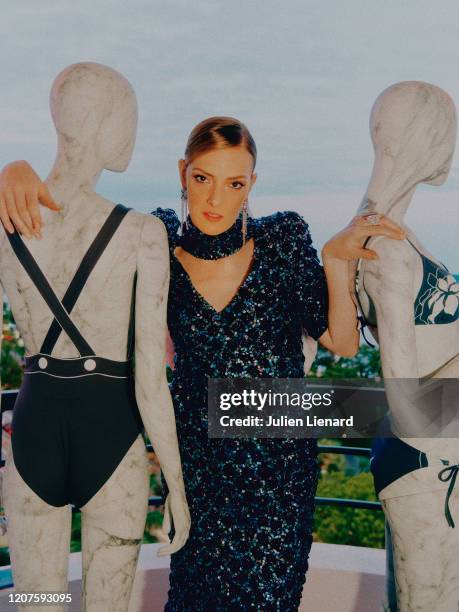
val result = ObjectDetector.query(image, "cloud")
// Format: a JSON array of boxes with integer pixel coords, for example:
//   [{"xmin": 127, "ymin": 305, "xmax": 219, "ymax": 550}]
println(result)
[{"xmin": 0, "ymin": 0, "xmax": 458, "ymax": 267}]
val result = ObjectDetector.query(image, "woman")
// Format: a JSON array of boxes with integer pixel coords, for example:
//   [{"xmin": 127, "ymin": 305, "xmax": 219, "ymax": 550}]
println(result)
[{"xmin": 0, "ymin": 116, "xmax": 405, "ymax": 611}]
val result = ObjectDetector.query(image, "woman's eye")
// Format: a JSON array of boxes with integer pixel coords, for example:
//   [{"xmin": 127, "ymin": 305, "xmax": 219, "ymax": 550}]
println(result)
[
  {"xmin": 231, "ymin": 181, "xmax": 244, "ymax": 189},
  {"xmin": 194, "ymin": 174, "xmax": 207, "ymax": 183}
]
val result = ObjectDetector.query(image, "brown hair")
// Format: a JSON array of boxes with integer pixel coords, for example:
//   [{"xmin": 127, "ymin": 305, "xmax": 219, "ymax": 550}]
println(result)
[{"xmin": 184, "ymin": 116, "xmax": 257, "ymax": 168}]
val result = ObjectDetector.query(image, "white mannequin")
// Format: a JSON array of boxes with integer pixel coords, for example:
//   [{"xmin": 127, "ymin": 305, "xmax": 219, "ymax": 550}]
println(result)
[
  {"xmin": 0, "ymin": 62, "xmax": 190, "ymax": 612},
  {"xmin": 355, "ymin": 81, "xmax": 459, "ymax": 611}
]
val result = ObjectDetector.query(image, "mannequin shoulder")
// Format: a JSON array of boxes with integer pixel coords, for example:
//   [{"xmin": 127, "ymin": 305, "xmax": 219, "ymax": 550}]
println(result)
[
  {"xmin": 362, "ymin": 236, "xmax": 419, "ymax": 291},
  {"xmin": 135, "ymin": 213, "xmax": 170, "ymax": 274},
  {"xmin": 365, "ymin": 234, "xmax": 417, "ymax": 266},
  {"xmin": 117, "ymin": 208, "xmax": 169, "ymax": 245},
  {"xmin": 137, "ymin": 211, "xmax": 170, "ymax": 247}
]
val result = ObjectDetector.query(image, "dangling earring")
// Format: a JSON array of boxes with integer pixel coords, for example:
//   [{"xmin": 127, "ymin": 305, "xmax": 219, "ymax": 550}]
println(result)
[
  {"xmin": 181, "ymin": 187, "xmax": 188, "ymax": 233},
  {"xmin": 242, "ymin": 199, "xmax": 248, "ymax": 245}
]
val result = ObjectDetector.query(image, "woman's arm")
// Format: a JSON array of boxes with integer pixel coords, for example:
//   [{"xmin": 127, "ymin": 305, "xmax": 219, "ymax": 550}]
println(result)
[
  {"xmin": 318, "ymin": 214, "xmax": 406, "ymax": 357},
  {"xmin": 317, "ymin": 255, "xmax": 360, "ymax": 357},
  {"xmin": 289, "ymin": 211, "xmax": 405, "ymax": 357},
  {"xmin": 288, "ymin": 212, "xmax": 358, "ymax": 357},
  {"xmin": 135, "ymin": 214, "xmax": 190, "ymax": 556},
  {"xmin": 0, "ymin": 161, "xmax": 60, "ymax": 237}
]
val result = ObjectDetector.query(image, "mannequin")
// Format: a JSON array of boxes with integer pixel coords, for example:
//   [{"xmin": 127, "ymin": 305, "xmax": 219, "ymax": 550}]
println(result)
[
  {"xmin": 0, "ymin": 62, "xmax": 189, "ymax": 612},
  {"xmin": 355, "ymin": 81, "xmax": 459, "ymax": 611}
]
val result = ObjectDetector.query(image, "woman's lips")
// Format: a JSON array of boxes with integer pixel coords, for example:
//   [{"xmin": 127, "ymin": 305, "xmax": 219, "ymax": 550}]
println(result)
[{"xmin": 203, "ymin": 211, "xmax": 223, "ymax": 222}]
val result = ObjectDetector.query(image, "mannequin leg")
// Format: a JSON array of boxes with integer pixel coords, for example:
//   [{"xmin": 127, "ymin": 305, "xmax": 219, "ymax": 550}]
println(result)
[
  {"xmin": 79, "ymin": 433, "xmax": 150, "ymax": 612},
  {"xmin": 384, "ymin": 521, "xmax": 398, "ymax": 612},
  {"xmin": 2, "ymin": 446, "xmax": 72, "ymax": 612},
  {"xmin": 382, "ymin": 479, "xmax": 459, "ymax": 611}
]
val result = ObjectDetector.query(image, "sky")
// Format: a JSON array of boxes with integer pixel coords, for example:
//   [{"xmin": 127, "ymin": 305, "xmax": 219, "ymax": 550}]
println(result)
[{"xmin": 1, "ymin": 1, "xmax": 458, "ymax": 267}]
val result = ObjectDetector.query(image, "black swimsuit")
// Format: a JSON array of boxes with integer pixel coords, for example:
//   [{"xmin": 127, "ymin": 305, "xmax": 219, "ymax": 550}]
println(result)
[{"xmin": 7, "ymin": 204, "xmax": 144, "ymax": 509}]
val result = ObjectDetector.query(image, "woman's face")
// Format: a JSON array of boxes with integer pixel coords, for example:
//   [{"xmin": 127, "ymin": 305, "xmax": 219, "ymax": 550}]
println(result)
[{"xmin": 178, "ymin": 145, "xmax": 257, "ymax": 235}]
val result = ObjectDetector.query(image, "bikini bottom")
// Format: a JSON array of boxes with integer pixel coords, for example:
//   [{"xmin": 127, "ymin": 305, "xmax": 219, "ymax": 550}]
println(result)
[{"xmin": 370, "ymin": 436, "xmax": 459, "ymax": 528}]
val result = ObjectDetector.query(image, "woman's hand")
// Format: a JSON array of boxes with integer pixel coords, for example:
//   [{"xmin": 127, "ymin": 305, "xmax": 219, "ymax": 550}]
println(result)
[
  {"xmin": 322, "ymin": 213, "xmax": 405, "ymax": 261},
  {"xmin": 0, "ymin": 160, "xmax": 61, "ymax": 238}
]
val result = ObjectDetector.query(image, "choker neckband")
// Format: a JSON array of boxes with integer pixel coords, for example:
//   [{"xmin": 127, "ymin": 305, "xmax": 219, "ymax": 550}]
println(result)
[{"xmin": 178, "ymin": 210, "xmax": 255, "ymax": 260}]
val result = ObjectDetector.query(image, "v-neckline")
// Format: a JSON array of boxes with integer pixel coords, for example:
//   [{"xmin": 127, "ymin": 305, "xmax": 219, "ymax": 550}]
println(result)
[{"xmin": 172, "ymin": 236, "xmax": 258, "ymax": 316}]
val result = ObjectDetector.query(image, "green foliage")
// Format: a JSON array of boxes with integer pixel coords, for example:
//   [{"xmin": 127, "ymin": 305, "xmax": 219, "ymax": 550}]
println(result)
[
  {"xmin": 309, "ymin": 344, "xmax": 382, "ymax": 379},
  {"xmin": 150, "ymin": 473, "xmax": 163, "ymax": 496},
  {"xmin": 0, "ymin": 344, "xmax": 23, "ymax": 390},
  {"xmin": 142, "ymin": 509, "xmax": 165, "ymax": 544},
  {"xmin": 1, "ymin": 304, "xmax": 385, "ymax": 551},
  {"xmin": 142, "ymin": 530, "xmax": 158, "ymax": 544},
  {"xmin": 0, "ymin": 548, "xmax": 10, "ymax": 566},
  {"xmin": 1, "ymin": 303, "xmax": 25, "ymax": 390},
  {"xmin": 70, "ymin": 512, "xmax": 82, "ymax": 553},
  {"xmin": 145, "ymin": 509, "xmax": 164, "ymax": 529},
  {"xmin": 315, "ymin": 469, "xmax": 385, "ymax": 548}
]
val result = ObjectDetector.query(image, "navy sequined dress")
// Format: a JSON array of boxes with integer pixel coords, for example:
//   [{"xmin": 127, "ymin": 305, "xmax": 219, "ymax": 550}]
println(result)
[{"xmin": 151, "ymin": 207, "xmax": 329, "ymax": 612}]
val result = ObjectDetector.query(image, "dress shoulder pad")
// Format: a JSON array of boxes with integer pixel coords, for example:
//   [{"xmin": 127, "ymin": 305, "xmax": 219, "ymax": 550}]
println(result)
[
  {"xmin": 150, "ymin": 207, "xmax": 181, "ymax": 246},
  {"xmin": 257, "ymin": 210, "xmax": 312, "ymax": 250}
]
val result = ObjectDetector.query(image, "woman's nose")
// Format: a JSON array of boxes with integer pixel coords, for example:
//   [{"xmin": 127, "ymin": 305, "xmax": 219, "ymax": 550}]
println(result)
[{"xmin": 208, "ymin": 185, "xmax": 225, "ymax": 207}]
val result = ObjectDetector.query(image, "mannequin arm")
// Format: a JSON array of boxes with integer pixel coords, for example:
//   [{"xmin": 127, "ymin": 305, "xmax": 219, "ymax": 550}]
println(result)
[
  {"xmin": 134, "ymin": 214, "xmax": 190, "ymax": 555},
  {"xmin": 364, "ymin": 239, "xmax": 430, "ymax": 438},
  {"xmin": 365, "ymin": 238, "xmax": 418, "ymax": 377}
]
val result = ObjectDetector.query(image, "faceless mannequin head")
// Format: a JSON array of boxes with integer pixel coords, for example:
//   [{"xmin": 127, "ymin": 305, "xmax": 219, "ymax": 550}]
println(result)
[
  {"xmin": 359, "ymin": 81, "xmax": 457, "ymax": 217},
  {"xmin": 50, "ymin": 62, "xmax": 138, "ymax": 172}
]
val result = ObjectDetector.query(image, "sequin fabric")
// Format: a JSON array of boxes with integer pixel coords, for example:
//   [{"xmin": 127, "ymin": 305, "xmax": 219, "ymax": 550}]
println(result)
[
  {"xmin": 179, "ymin": 208, "xmax": 256, "ymax": 259},
  {"xmin": 151, "ymin": 207, "xmax": 329, "ymax": 612}
]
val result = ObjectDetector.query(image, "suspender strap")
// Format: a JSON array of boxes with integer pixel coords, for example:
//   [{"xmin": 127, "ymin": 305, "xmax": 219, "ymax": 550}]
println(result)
[
  {"xmin": 126, "ymin": 271, "xmax": 137, "ymax": 361},
  {"xmin": 6, "ymin": 203, "xmax": 131, "ymax": 357},
  {"xmin": 40, "ymin": 204, "xmax": 131, "ymax": 354},
  {"xmin": 6, "ymin": 230, "xmax": 96, "ymax": 357}
]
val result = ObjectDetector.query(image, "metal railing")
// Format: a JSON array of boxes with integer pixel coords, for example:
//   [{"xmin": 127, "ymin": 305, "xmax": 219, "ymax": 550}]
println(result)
[
  {"xmin": 142, "ymin": 442, "xmax": 382, "ymax": 511},
  {"xmin": 1, "ymin": 389, "xmax": 382, "ymax": 513},
  {"xmin": 0, "ymin": 389, "xmax": 382, "ymax": 590}
]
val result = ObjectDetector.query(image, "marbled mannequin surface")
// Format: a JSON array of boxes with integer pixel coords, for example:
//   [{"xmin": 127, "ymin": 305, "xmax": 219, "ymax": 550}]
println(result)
[
  {"xmin": 0, "ymin": 63, "xmax": 188, "ymax": 612},
  {"xmin": 355, "ymin": 81, "xmax": 459, "ymax": 611},
  {"xmin": 357, "ymin": 82, "xmax": 459, "ymax": 460}
]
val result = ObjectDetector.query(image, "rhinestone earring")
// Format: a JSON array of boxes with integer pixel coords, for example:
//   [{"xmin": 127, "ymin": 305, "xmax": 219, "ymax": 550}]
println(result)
[
  {"xmin": 181, "ymin": 187, "xmax": 188, "ymax": 233},
  {"xmin": 242, "ymin": 199, "xmax": 248, "ymax": 245}
]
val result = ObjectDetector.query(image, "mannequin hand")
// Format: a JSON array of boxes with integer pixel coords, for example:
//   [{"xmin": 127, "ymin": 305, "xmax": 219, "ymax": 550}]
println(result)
[
  {"xmin": 322, "ymin": 213, "xmax": 406, "ymax": 261},
  {"xmin": 157, "ymin": 490, "xmax": 191, "ymax": 556},
  {"xmin": 0, "ymin": 160, "xmax": 61, "ymax": 238}
]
